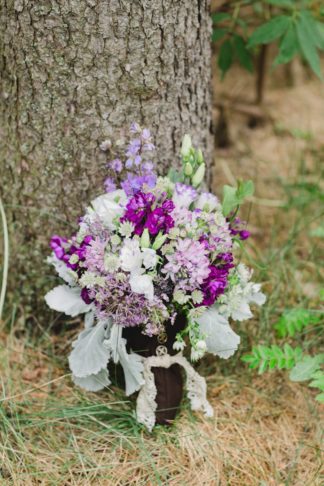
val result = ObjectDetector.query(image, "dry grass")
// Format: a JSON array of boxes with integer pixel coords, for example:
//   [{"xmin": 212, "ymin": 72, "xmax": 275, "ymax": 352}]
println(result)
[
  {"xmin": 1, "ymin": 67, "xmax": 324, "ymax": 484},
  {"xmin": 0, "ymin": 331, "xmax": 323, "ymax": 485}
]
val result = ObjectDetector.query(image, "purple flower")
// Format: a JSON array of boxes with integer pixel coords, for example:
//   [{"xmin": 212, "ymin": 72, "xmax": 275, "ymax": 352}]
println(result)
[
  {"xmin": 145, "ymin": 207, "xmax": 174, "ymax": 235},
  {"xmin": 59, "ymin": 235, "xmax": 94, "ymax": 270},
  {"xmin": 109, "ymin": 159, "xmax": 123, "ymax": 173},
  {"xmin": 104, "ymin": 177, "xmax": 117, "ymax": 193},
  {"xmin": 130, "ymin": 122, "xmax": 140, "ymax": 133},
  {"xmin": 142, "ymin": 128, "xmax": 151, "ymax": 140},
  {"xmin": 239, "ymin": 230, "xmax": 250, "ymax": 240},
  {"xmin": 145, "ymin": 198, "xmax": 174, "ymax": 235},
  {"xmin": 121, "ymin": 191, "xmax": 155, "ymax": 230},
  {"xmin": 126, "ymin": 138, "xmax": 141, "ymax": 157},
  {"xmin": 200, "ymin": 265, "xmax": 230, "ymax": 306},
  {"xmin": 81, "ymin": 287, "xmax": 93, "ymax": 304},
  {"xmin": 121, "ymin": 173, "xmax": 157, "ymax": 196},
  {"xmin": 162, "ymin": 199, "xmax": 175, "ymax": 213},
  {"xmin": 163, "ymin": 239, "xmax": 210, "ymax": 289},
  {"xmin": 216, "ymin": 252, "xmax": 234, "ymax": 264},
  {"xmin": 50, "ymin": 235, "xmax": 67, "ymax": 260}
]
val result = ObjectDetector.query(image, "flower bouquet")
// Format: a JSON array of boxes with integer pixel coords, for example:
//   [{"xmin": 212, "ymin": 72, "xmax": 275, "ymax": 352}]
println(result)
[{"xmin": 45, "ymin": 123, "xmax": 265, "ymax": 431}]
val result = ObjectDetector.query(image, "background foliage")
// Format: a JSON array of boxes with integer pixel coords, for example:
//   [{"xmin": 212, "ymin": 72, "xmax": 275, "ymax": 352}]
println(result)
[{"xmin": 213, "ymin": 0, "xmax": 324, "ymax": 80}]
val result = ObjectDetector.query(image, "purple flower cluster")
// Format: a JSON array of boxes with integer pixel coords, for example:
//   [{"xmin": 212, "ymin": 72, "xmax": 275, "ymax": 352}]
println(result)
[
  {"xmin": 122, "ymin": 191, "xmax": 174, "ymax": 236},
  {"xmin": 105, "ymin": 124, "xmax": 157, "ymax": 196},
  {"xmin": 163, "ymin": 239, "xmax": 211, "ymax": 289},
  {"xmin": 229, "ymin": 217, "xmax": 250, "ymax": 241},
  {"xmin": 199, "ymin": 253, "xmax": 234, "ymax": 306},
  {"xmin": 84, "ymin": 237, "xmax": 107, "ymax": 273},
  {"xmin": 50, "ymin": 234, "xmax": 93, "ymax": 271},
  {"xmin": 200, "ymin": 265, "xmax": 230, "ymax": 306}
]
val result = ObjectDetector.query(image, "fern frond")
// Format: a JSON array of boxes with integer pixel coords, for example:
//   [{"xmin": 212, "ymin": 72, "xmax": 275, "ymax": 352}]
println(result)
[
  {"xmin": 274, "ymin": 309, "xmax": 322, "ymax": 338},
  {"xmin": 242, "ymin": 344, "xmax": 303, "ymax": 374}
]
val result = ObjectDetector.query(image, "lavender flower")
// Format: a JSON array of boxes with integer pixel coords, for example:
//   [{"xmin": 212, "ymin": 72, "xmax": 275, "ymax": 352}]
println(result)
[
  {"xmin": 109, "ymin": 159, "xmax": 123, "ymax": 173},
  {"xmin": 104, "ymin": 177, "xmax": 117, "ymax": 193},
  {"xmin": 173, "ymin": 183, "xmax": 197, "ymax": 208}
]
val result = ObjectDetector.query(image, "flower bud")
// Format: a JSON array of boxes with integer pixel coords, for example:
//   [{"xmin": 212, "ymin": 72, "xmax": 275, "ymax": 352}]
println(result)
[
  {"xmin": 140, "ymin": 228, "xmax": 150, "ymax": 248},
  {"xmin": 184, "ymin": 162, "xmax": 193, "ymax": 176},
  {"xmin": 197, "ymin": 148, "xmax": 204, "ymax": 165},
  {"xmin": 192, "ymin": 163, "xmax": 206, "ymax": 187},
  {"xmin": 152, "ymin": 232, "xmax": 168, "ymax": 250},
  {"xmin": 181, "ymin": 134, "xmax": 192, "ymax": 157}
]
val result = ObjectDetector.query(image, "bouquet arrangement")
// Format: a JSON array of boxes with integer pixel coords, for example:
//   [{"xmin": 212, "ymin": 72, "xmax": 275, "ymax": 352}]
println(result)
[{"xmin": 45, "ymin": 123, "xmax": 265, "ymax": 430}]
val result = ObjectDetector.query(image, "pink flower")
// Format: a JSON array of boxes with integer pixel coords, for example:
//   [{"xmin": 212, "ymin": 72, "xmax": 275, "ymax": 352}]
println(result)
[{"xmin": 163, "ymin": 239, "xmax": 210, "ymax": 289}]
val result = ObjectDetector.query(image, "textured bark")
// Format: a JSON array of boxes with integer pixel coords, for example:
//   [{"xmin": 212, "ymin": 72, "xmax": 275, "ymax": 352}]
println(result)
[{"xmin": 0, "ymin": 0, "xmax": 212, "ymax": 313}]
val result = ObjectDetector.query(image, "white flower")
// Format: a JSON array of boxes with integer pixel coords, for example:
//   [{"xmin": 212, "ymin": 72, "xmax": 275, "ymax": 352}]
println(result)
[
  {"xmin": 195, "ymin": 192, "xmax": 220, "ymax": 212},
  {"xmin": 142, "ymin": 248, "xmax": 158, "ymax": 269},
  {"xmin": 173, "ymin": 289, "xmax": 190, "ymax": 305},
  {"xmin": 172, "ymin": 183, "xmax": 197, "ymax": 209},
  {"xmin": 129, "ymin": 274, "xmax": 154, "ymax": 301},
  {"xmin": 90, "ymin": 190, "xmax": 127, "ymax": 230},
  {"xmin": 119, "ymin": 239, "xmax": 143, "ymax": 274},
  {"xmin": 196, "ymin": 340, "xmax": 207, "ymax": 351},
  {"xmin": 111, "ymin": 234, "xmax": 121, "ymax": 246},
  {"xmin": 173, "ymin": 340, "xmax": 186, "ymax": 351},
  {"xmin": 104, "ymin": 254, "xmax": 120, "ymax": 272},
  {"xmin": 119, "ymin": 221, "xmax": 135, "ymax": 238},
  {"xmin": 218, "ymin": 264, "xmax": 266, "ymax": 322},
  {"xmin": 79, "ymin": 271, "xmax": 105, "ymax": 288},
  {"xmin": 191, "ymin": 348, "xmax": 205, "ymax": 362},
  {"xmin": 191, "ymin": 290, "xmax": 204, "ymax": 304}
]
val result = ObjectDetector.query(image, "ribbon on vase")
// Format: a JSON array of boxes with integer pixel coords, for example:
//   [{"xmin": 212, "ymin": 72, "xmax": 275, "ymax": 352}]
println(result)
[{"xmin": 136, "ymin": 350, "xmax": 214, "ymax": 432}]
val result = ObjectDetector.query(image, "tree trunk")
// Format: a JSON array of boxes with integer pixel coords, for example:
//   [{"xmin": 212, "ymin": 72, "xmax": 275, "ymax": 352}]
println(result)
[{"xmin": 0, "ymin": 0, "xmax": 212, "ymax": 315}]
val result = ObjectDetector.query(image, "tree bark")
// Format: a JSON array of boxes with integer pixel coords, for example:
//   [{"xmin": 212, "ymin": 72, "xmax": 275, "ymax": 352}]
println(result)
[{"xmin": 0, "ymin": 0, "xmax": 212, "ymax": 314}]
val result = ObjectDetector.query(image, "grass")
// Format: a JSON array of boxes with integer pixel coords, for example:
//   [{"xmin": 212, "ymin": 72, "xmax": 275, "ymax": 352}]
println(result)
[{"xmin": 1, "ymin": 78, "xmax": 324, "ymax": 484}]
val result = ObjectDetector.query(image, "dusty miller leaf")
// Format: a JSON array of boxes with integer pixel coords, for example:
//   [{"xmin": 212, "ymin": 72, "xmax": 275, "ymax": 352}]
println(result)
[
  {"xmin": 69, "ymin": 321, "xmax": 111, "ymax": 378},
  {"xmin": 197, "ymin": 308, "xmax": 240, "ymax": 359},
  {"xmin": 290, "ymin": 354, "xmax": 324, "ymax": 382},
  {"xmin": 72, "ymin": 368, "xmax": 111, "ymax": 392}
]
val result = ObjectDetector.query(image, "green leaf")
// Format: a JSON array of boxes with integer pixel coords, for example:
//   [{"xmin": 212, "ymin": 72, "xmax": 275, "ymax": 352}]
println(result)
[
  {"xmin": 237, "ymin": 180, "xmax": 255, "ymax": 200},
  {"xmin": 298, "ymin": 11, "xmax": 323, "ymax": 49},
  {"xmin": 234, "ymin": 35, "xmax": 254, "ymax": 72},
  {"xmin": 296, "ymin": 13, "xmax": 323, "ymax": 79},
  {"xmin": 222, "ymin": 180, "xmax": 254, "ymax": 216},
  {"xmin": 310, "ymin": 225, "xmax": 324, "ymax": 238},
  {"xmin": 315, "ymin": 392, "xmax": 324, "ymax": 403},
  {"xmin": 212, "ymin": 12, "xmax": 231, "ymax": 24},
  {"xmin": 242, "ymin": 344, "xmax": 302, "ymax": 374},
  {"xmin": 258, "ymin": 360, "xmax": 268, "ymax": 374},
  {"xmin": 212, "ymin": 28, "xmax": 228, "ymax": 43},
  {"xmin": 222, "ymin": 185, "xmax": 238, "ymax": 216},
  {"xmin": 273, "ymin": 25, "xmax": 298, "ymax": 66},
  {"xmin": 274, "ymin": 309, "xmax": 322, "ymax": 338},
  {"xmin": 167, "ymin": 168, "xmax": 183, "ymax": 183},
  {"xmin": 218, "ymin": 39, "xmax": 233, "ymax": 79},
  {"xmin": 265, "ymin": 0, "xmax": 294, "ymax": 8},
  {"xmin": 309, "ymin": 370, "xmax": 324, "ymax": 391},
  {"xmin": 290, "ymin": 355, "xmax": 324, "ymax": 382},
  {"xmin": 315, "ymin": 21, "xmax": 324, "ymax": 49},
  {"xmin": 248, "ymin": 16, "xmax": 291, "ymax": 48}
]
